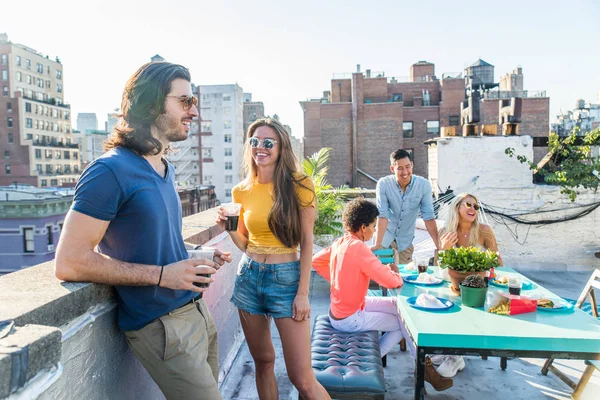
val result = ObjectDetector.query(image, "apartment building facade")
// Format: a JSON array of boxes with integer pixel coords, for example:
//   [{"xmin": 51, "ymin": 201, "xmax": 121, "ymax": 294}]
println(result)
[
  {"xmin": 198, "ymin": 84, "xmax": 244, "ymax": 203},
  {"xmin": 301, "ymin": 60, "xmax": 550, "ymax": 188},
  {"xmin": 0, "ymin": 33, "xmax": 79, "ymax": 188}
]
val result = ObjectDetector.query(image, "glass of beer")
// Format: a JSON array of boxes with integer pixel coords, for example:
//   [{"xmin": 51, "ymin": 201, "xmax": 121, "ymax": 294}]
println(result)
[
  {"xmin": 222, "ymin": 203, "xmax": 242, "ymax": 231},
  {"xmin": 508, "ymin": 276, "xmax": 522, "ymax": 296},
  {"xmin": 188, "ymin": 247, "xmax": 215, "ymax": 288},
  {"xmin": 417, "ymin": 258, "xmax": 429, "ymax": 274}
]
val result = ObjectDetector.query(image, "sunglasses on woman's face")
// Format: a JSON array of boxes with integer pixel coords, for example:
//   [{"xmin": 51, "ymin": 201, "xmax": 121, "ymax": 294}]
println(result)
[
  {"xmin": 462, "ymin": 201, "xmax": 480, "ymax": 211},
  {"xmin": 167, "ymin": 95, "xmax": 198, "ymax": 110},
  {"xmin": 249, "ymin": 137, "xmax": 278, "ymax": 149}
]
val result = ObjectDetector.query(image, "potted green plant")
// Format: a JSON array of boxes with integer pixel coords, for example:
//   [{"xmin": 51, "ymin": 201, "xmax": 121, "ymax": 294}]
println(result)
[
  {"xmin": 460, "ymin": 274, "xmax": 488, "ymax": 308},
  {"xmin": 302, "ymin": 147, "xmax": 344, "ymax": 247},
  {"xmin": 438, "ymin": 247, "xmax": 500, "ymax": 292}
]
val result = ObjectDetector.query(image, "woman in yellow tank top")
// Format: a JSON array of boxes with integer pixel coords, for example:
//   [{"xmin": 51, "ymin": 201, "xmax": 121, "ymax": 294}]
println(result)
[{"xmin": 216, "ymin": 118, "xmax": 329, "ymax": 400}]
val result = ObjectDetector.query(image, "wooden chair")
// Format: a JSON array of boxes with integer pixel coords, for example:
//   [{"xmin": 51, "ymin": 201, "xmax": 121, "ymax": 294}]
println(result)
[{"xmin": 541, "ymin": 269, "xmax": 600, "ymax": 399}]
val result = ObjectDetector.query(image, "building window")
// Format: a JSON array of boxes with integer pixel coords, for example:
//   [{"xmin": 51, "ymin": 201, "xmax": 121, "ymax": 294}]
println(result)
[
  {"xmin": 64, "ymin": 165, "xmax": 71, "ymax": 174},
  {"xmin": 25, "ymin": 102, "xmax": 31, "ymax": 112},
  {"xmin": 225, "ymin": 189, "xmax": 232, "ymax": 197},
  {"xmin": 55, "ymin": 150, "xmax": 62, "ymax": 159},
  {"xmin": 1, "ymin": 70, "xmax": 7, "ymax": 80},
  {"xmin": 0, "ymin": 54, "xmax": 6, "ymax": 64},
  {"xmin": 2, "ymin": 86, "xmax": 7, "ymax": 96},
  {"xmin": 74, "ymin": 165, "xmax": 79, "ymax": 173},
  {"xmin": 6, "ymin": 102, "xmax": 11, "ymax": 112},
  {"xmin": 26, "ymin": 118, "xmax": 33, "ymax": 128},
  {"xmin": 405, "ymin": 148, "xmax": 414, "ymax": 159},
  {"xmin": 57, "ymin": 84, "xmax": 63, "ymax": 93},
  {"xmin": 202, "ymin": 148, "xmax": 212, "ymax": 158},
  {"xmin": 449, "ymin": 116, "xmax": 460, "ymax": 126},
  {"xmin": 73, "ymin": 152, "xmax": 78, "ymax": 160},
  {"xmin": 225, "ymin": 175, "xmax": 233, "ymax": 183},
  {"xmin": 4, "ymin": 151, "xmax": 9, "ymax": 159},
  {"xmin": 46, "ymin": 80, "xmax": 51, "ymax": 89},
  {"xmin": 7, "ymin": 117, "xmax": 12, "ymax": 127},
  {"xmin": 427, "ymin": 120, "xmax": 440, "ymax": 135},
  {"xmin": 224, "ymin": 148, "xmax": 232, "ymax": 156},
  {"xmin": 224, "ymin": 134, "xmax": 232, "ymax": 143},
  {"xmin": 224, "ymin": 107, "xmax": 232, "ymax": 115},
  {"xmin": 224, "ymin": 120, "xmax": 232, "ymax": 129},
  {"xmin": 51, "ymin": 179, "xmax": 57, "ymax": 186},
  {"xmin": 64, "ymin": 151, "xmax": 70, "ymax": 159},
  {"xmin": 26, "ymin": 59, "xmax": 31, "ymax": 69},
  {"xmin": 23, "ymin": 228, "xmax": 35, "ymax": 252},
  {"xmin": 225, "ymin": 162, "xmax": 233, "ymax": 170},
  {"xmin": 35, "ymin": 149, "xmax": 42, "ymax": 159},
  {"xmin": 223, "ymin": 94, "xmax": 231, "ymax": 101},
  {"xmin": 41, "ymin": 179, "xmax": 47, "ymax": 187},
  {"xmin": 36, "ymin": 164, "xmax": 42, "ymax": 172},
  {"xmin": 46, "ymin": 164, "xmax": 53, "ymax": 173},
  {"xmin": 26, "ymin": 74, "xmax": 31, "ymax": 84},
  {"xmin": 37, "ymin": 63, "xmax": 44, "ymax": 73},
  {"xmin": 17, "ymin": 72, "xmax": 21, "ymax": 82},
  {"xmin": 46, "ymin": 225, "xmax": 54, "ymax": 245},
  {"xmin": 8, "ymin": 133, "xmax": 13, "ymax": 143},
  {"xmin": 392, "ymin": 93, "xmax": 403, "ymax": 102},
  {"xmin": 403, "ymin": 121, "xmax": 413, "ymax": 138},
  {"xmin": 16, "ymin": 56, "xmax": 21, "ymax": 66},
  {"xmin": 56, "ymin": 70, "xmax": 62, "ymax": 79},
  {"xmin": 204, "ymin": 175, "xmax": 212, "ymax": 184},
  {"xmin": 5, "ymin": 164, "xmax": 10, "ymax": 174}
]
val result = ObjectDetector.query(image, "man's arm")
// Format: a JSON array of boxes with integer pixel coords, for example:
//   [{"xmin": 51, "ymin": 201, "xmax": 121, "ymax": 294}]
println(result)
[
  {"xmin": 55, "ymin": 210, "xmax": 215, "ymax": 292},
  {"xmin": 424, "ymin": 219, "xmax": 440, "ymax": 250},
  {"xmin": 312, "ymin": 246, "xmax": 332, "ymax": 282},
  {"xmin": 372, "ymin": 217, "xmax": 389, "ymax": 250}
]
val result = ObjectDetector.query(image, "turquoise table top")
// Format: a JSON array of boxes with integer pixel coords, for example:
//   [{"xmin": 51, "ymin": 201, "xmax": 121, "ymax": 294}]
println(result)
[{"xmin": 389, "ymin": 267, "xmax": 600, "ymax": 354}]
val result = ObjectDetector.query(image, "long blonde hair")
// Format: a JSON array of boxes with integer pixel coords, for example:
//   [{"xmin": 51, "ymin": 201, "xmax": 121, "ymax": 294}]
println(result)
[
  {"xmin": 240, "ymin": 118, "xmax": 314, "ymax": 248},
  {"xmin": 444, "ymin": 192, "xmax": 482, "ymax": 247}
]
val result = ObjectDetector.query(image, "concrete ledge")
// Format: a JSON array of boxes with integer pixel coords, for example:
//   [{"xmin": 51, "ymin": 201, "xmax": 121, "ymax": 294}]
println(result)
[
  {"xmin": 0, "ymin": 325, "xmax": 61, "ymax": 398},
  {"xmin": 0, "ymin": 262, "xmax": 114, "ymax": 329}
]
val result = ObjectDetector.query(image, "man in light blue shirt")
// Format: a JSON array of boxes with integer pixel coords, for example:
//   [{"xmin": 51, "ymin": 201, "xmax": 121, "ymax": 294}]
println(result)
[{"xmin": 372, "ymin": 149, "xmax": 440, "ymax": 263}]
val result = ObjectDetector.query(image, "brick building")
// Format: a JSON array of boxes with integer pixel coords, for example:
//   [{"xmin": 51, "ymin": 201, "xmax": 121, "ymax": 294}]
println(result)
[
  {"xmin": 300, "ymin": 60, "xmax": 550, "ymax": 188},
  {"xmin": 0, "ymin": 33, "xmax": 79, "ymax": 188}
]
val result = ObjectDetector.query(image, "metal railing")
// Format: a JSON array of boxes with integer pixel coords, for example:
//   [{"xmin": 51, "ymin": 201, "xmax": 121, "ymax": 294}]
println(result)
[
  {"xmin": 442, "ymin": 72, "xmax": 463, "ymax": 79},
  {"xmin": 483, "ymin": 90, "xmax": 547, "ymax": 99}
]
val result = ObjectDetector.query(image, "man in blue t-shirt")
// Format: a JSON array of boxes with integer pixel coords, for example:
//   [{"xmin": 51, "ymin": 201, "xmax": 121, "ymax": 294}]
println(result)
[{"xmin": 55, "ymin": 62, "xmax": 231, "ymax": 400}]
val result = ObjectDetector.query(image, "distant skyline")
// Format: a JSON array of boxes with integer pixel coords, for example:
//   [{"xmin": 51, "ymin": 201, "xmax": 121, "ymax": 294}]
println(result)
[{"xmin": 3, "ymin": 0, "xmax": 599, "ymax": 138}]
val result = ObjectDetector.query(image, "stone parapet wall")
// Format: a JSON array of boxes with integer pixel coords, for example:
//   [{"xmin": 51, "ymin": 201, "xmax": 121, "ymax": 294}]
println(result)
[{"xmin": 0, "ymin": 208, "xmax": 244, "ymax": 399}]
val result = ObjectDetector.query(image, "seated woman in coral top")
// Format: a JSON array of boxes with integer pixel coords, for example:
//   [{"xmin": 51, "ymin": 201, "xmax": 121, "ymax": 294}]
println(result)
[{"xmin": 312, "ymin": 199, "xmax": 453, "ymax": 391}]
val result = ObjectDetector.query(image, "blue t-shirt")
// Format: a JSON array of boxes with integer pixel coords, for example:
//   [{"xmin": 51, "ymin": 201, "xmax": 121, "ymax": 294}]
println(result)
[{"xmin": 71, "ymin": 147, "xmax": 193, "ymax": 331}]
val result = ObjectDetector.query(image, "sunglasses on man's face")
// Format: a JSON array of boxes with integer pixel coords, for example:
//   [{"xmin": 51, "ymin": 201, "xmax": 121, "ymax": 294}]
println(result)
[
  {"xmin": 248, "ymin": 137, "xmax": 278, "ymax": 149},
  {"xmin": 167, "ymin": 95, "xmax": 198, "ymax": 110},
  {"xmin": 462, "ymin": 201, "xmax": 480, "ymax": 211}
]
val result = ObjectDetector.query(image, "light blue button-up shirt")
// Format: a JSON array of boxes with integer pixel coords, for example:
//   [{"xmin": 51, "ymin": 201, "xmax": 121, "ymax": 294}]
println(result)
[{"xmin": 376, "ymin": 174, "xmax": 435, "ymax": 251}]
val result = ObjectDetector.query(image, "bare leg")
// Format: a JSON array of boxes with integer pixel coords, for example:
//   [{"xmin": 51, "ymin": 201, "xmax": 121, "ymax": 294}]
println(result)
[
  {"xmin": 239, "ymin": 310, "xmax": 278, "ymax": 400},
  {"xmin": 274, "ymin": 317, "xmax": 330, "ymax": 400}
]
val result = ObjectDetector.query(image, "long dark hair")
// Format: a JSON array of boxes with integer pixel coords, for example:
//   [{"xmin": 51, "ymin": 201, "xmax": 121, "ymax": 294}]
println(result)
[
  {"xmin": 104, "ymin": 62, "xmax": 191, "ymax": 155},
  {"xmin": 241, "ymin": 118, "xmax": 315, "ymax": 248}
]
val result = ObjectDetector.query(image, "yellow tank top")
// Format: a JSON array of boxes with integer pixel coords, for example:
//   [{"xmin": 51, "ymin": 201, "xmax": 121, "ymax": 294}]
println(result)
[{"xmin": 232, "ymin": 173, "xmax": 316, "ymax": 254}]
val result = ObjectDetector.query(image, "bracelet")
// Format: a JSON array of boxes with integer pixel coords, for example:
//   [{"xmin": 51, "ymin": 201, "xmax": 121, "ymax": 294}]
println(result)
[
  {"xmin": 157, "ymin": 265, "xmax": 165, "ymax": 286},
  {"xmin": 194, "ymin": 245, "xmax": 202, "ymax": 250}
]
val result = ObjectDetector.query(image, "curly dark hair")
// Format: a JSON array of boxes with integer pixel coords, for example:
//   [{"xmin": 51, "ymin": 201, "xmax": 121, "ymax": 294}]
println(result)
[
  {"xmin": 342, "ymin": 199, "xmax": 379, "ymax": 233},
  {"xmin": 104, "ymin": 61, "xmax": 192, "ymax": 155}
]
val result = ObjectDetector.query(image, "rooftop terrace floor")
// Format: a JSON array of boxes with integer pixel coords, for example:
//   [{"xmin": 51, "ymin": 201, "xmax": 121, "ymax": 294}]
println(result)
[{"xmin": 220, "ymin": 267, "xmax": 600, "ymax": 400}]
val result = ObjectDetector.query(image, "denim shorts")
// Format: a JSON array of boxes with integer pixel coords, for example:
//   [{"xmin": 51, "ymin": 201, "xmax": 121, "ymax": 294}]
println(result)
[{"xmin": 230, "ymin": 254, "xmax": 300, "ymax": 319}]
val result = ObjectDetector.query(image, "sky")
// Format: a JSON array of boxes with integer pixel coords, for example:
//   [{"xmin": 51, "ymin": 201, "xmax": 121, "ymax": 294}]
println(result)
[{"xmin": 3, "ymin": 0, "xmax": 599, "ymax": 137}]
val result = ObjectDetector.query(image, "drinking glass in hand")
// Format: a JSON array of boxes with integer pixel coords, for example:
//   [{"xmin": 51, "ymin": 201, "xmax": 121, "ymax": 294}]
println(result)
[
  {"xmin": 188, "ymin": 248, "xmax": 215, "ymax": 288},
  {"xmin": 222, "ymin": 203, "xmax": 242, "ymax": 231}
]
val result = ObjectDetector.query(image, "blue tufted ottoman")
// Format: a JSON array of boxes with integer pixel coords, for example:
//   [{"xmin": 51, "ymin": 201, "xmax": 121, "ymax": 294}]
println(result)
[{"xmin": 309, "ymin": 315, "xmax": 386, "ymax": 400}]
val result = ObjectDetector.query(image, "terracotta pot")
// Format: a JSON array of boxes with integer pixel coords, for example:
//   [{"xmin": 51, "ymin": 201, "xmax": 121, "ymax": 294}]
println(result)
[{"xmin": 447, "ymin": 269, "xmax": 487, "ymax": 292}]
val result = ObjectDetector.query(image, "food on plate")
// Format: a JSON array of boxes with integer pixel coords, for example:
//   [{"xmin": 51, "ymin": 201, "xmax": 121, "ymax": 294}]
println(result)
[
  {"xmin": 537, "ymin": 298, "xmax": 555, "ymax": 308},
  {"xmin": 415, "ymin": 293, "xmax": 445, "ymax": 308},
  {"xmin": 405, "ymin": 261, "xmax": 417, "ymax": 271},
  {"xmin": 488, "ymin": 299, "xmax": 510, "ymax": 315},
  {"xmin": 416, "ymin": 274, "xmax": 440, "ymax": 284},
  {"xmin": 495, "ymin": 275, "xmax": 508, "ymax": 285}
]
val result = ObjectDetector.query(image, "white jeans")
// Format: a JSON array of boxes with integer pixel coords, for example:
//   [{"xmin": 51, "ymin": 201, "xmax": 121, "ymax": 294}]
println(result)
[{"xmin": 330, "ymin": 296, "xmax": 410, "ymax": 357}]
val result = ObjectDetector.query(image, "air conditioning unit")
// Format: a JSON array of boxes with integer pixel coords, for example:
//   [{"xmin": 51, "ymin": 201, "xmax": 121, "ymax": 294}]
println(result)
[{"xmin": 47, "ymin": 244, "xmax": 55, "ymax": 251}]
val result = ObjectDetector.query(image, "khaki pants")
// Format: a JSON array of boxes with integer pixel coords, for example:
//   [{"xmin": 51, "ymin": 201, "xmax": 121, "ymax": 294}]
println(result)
[
  {"xmin": 124, "ymin": 299, "xmax": 221, "ymax": 400},
  {"xmin": 390, "ymin": 241, "xmax": 414, "ymax": 264}
]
